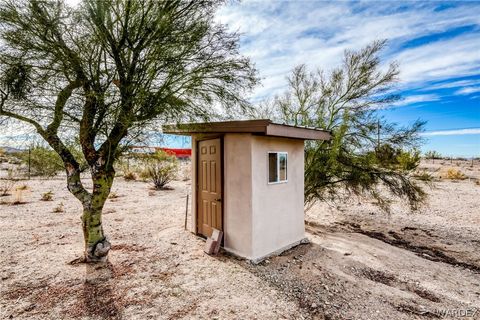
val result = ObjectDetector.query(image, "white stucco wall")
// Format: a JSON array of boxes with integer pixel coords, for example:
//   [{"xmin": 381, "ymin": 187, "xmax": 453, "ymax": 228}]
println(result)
[
  {"xmin": 250, "ymin": 136, "xmax": 306, "ymax": 260},
  {"xmin": 223, "ymin": 134, "xmax": 254, "ymax": 258},
  {"xmin": 191, "ymin": 133, "xmax": 306, "ymax": 261}
]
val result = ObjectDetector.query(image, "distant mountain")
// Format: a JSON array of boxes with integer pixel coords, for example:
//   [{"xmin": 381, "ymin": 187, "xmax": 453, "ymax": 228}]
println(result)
[{"xmin": 0, "ymin": 146, "xmax": 25, "ymax": 154}]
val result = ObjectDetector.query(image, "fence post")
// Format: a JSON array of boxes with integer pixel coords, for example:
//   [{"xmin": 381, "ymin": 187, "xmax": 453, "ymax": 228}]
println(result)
[
  {"xmin": 184, "ymin": 194, "xmax": 189, "ymax": 230},
  {"xmin": 28, "ymin": 148, "xmax": 31, "ymax": 180}
]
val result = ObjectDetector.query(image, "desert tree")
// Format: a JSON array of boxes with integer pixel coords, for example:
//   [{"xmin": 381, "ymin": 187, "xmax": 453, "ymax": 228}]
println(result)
[
  {"xmin": 0, "ymin": 0, "xmax": 257, "ymax": 262},
  {"xmin": 252, "ymin": 40, "xmax": 426, "ymax": 211},
  {"xmin": 424, "ymin": 150, "xmax": 442, "ymax": 163}
]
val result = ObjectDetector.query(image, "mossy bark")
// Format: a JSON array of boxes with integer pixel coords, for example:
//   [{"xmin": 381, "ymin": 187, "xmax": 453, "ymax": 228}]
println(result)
[{"xmin": 80, "ymin": 165, "xmax": 114, "ymax": 262}]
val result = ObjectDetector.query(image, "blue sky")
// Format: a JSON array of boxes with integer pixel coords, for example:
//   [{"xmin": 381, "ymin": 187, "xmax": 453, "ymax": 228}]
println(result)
[
  {"xmin": 211, "ymin": 0, "xmax": 480, "ymax": 157},
  {"xmin": 2, "ymin": 1, "xmax": 479, "ymax": 157}
]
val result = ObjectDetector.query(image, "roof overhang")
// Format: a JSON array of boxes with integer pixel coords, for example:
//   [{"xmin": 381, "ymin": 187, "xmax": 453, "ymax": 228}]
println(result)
[{"xmin": 162, "ymin": 119, "xmax": 331, "ymax": 141}]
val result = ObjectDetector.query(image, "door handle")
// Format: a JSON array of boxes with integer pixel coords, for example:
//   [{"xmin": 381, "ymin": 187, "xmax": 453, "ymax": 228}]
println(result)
[{"xmin": 215, "ymin": 198, "xmax": 222, "ymax": 202}]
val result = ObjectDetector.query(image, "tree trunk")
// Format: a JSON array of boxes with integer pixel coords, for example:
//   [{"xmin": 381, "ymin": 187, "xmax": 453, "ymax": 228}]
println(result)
[
  {"xmin": 82, "ymin": 205, "xmax": 110, "ymax": 262},
  {"xmin": 81, "ymin": 167, "xmax": 114, "ymax": 262}
]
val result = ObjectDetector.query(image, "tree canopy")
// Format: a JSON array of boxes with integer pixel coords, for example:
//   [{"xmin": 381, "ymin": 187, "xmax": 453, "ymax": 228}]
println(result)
[
  {"xmin": 250, "ymin": 40, "xmax": 426, "ymax": 211},
  {"xmin": 0, "ymin": 0, "xmax": 257, "ymax": 261}
]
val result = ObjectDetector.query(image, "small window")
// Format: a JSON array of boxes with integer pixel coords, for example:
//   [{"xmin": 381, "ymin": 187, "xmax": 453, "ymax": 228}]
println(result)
[{"xmin": 268, "ymin": 152, "xmax": 287, "ymax": 183}]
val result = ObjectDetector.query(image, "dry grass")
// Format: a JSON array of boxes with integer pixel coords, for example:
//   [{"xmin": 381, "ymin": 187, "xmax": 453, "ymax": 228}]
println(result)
[
  {"xmin": 440, "ymin": 168, "xmax": 467, "ymax": 180},
  {"xmin": 138, "ymin": 168, "xmax": 150, "ymax": 181},
  {"xmin": 53, "ymin": 202, "xmax": 65, "ymax": 213},
  {"xmin": 16, "ymin": 183, "xmax": 29, "ymax": 191},
  {"xmin": 123, "ymin": 171, "xmax": 137, "ymax": 181},
  {"xmin": 108, "ymin": 191, "xmax": 120, "ymax": 199},
  {"xmin": 0, "ymin": 169, "xmax": 17, "ymax": 196},
  {"xmin": 413, "ymin": 170, "xmax": 434, "ymax": 182},
  {"xmin": 41, "ymin": 191, "xmax": 54, "ymax": 201},
  {"xmin": 0, "ymin": 178, "xmax": 15, "ymax": 196}
]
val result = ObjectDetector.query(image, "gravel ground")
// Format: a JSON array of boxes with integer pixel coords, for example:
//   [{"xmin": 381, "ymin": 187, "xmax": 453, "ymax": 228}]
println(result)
[{"xmin": 0, "ymin": 159, "xmax": 479, "ymax": 319}]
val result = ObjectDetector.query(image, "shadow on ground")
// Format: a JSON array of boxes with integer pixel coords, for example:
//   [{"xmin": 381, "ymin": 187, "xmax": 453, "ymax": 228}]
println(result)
[{"xmin": 230, "ymin": 223, "xmax": 480, "ymax": 320}]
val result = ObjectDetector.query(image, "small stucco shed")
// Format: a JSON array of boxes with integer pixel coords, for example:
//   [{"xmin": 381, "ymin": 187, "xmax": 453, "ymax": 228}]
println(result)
[{"xmin": 163, "ymin": 119, "xmax": 331, "ymax": 262}]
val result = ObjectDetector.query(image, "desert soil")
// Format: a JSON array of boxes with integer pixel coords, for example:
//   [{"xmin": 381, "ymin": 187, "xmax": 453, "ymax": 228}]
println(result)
[{"xmin": 0, "ymin": 160, "xmax": 479, "ymax": 319}]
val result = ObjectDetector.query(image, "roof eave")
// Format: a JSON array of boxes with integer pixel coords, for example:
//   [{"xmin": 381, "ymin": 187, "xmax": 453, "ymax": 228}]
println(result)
[{"xmin": 162, "ymin": 120, "xmax": 331, "ymax": 141}]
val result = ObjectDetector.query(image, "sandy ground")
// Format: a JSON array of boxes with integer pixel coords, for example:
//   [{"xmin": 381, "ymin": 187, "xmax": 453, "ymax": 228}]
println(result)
[{"xmin": 0, "ymin": 159, "xmax": 479, "ymax": 319}]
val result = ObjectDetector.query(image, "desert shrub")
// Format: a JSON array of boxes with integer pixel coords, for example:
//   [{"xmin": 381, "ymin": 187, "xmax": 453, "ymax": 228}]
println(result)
[
  {"xmin": 424, "ymin": 150, "xmax": 442, "ymax": 160},
  {"xmin": 372, "ymin": 145, "xmax": 421, "ymax": 172},
  {"xmin": 413, "ymin": 170, "xmax": 433, "ymax": 182},
  {"xmin": 53, "ymin": 202, "xmax": 64, "ymax": 213},
  {"xmin": 16, "ymin": 183, "xmax": 29, "ymax": 191},
  {"xmin": 118, "ymin": 151, "xmax": 179, "ymax": 186},
  {"xmin": 117, "ymin": 154, "xmax": 144, "ymax": 180},
  {"xmin": 138, "ymin": 168, "xmax": 151, "ymax": 181},
  {"xmin": 147, "ymin": 162, "xmax": 177, "ymax": 189},
  {"xmin": 0, "ymin": 180, "xmax": 14, "ymax": 196},
  {"xmin": 20, "ymin": 146, "xmax": 63, "ymax": 177},
  {"xmin": 374, "ymin": 144, "xmax": 399, "ymax": 167},
  {"xmin": 397, "ymin": 149, "xmax": 421, "ymax": 171},
  {"xmin": 41, "ymin": 191, "xmax": 54, "ymax": 201},
  {"xmin": 179, "ymin": 161, "xmax": 192, "ymax": 181},
  {"xmin": 145, "ymin": 151, "xmax": 178, "ymax": 190},
  {"xmin": 123, "ymin": 171, "xmax": 137, "ymax": 181},
  {"xmin": 440, "ymin": 168, "xmax": 467, "ymax": 180},
  {"xmin": 115, "ymin": 157, "xmax": 131, "ymax": 177},
  {"xmin": 0, "ymin": 169, "xmax": 17, "ymax": 196},
  {"xmin": 108, "ymin": 191, "xmax": 119, "ymax": 199},
  {"xmin": 19, "ymin": 142, "xmax": 87, "ymax": 177}
]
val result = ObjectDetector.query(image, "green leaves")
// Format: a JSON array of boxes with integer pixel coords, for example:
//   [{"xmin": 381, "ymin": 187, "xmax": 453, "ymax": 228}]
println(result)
[
  {"xmin": 258, "ymin": 40, "xmax": 426, "ymax": 211},
  {"xmin": 0, "ymin": 0, "xmax": 257, "ymax": 172},
  {"xmin": 1, "ymin": 61, "xmax": 32, "ymax": 99}
]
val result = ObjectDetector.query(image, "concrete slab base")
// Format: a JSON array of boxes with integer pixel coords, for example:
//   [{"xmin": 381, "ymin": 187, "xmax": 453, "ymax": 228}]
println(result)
[
  {"xmin": 221, "ymin": 237, "xmax": 310, "ymax": 264},
  {"xmin": 250, "ymin": 237, "xmax": 310, "ymax": 264}
]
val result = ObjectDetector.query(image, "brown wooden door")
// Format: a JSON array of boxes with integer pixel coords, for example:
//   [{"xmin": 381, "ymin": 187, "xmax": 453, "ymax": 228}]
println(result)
[{"xmin": 197, "ymin": 138, "xmax": 222, "ymax": 237}]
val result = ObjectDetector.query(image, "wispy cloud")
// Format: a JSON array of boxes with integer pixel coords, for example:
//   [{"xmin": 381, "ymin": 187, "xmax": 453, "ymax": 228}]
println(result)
[
  {"xmin": 216, "ymin": 1, "xmax": 480, "ymax": 100},
  {"xmin": 396, "ymin": 34, "xmax": 480, "ymax": 85},
  {"xmin": 425, "ymin": 79, "xmax": 480, "ymax": 90},
  {"xmin": 421, "ymin": 128, "xmax": 480, "ymax": 136},
  {"xmin": 392, "ymin": 94, "xmax": 441, "ymax": 107},
  {"xmin": 455, "ymin": 87, "xmax": 480, "ymax": 95}
]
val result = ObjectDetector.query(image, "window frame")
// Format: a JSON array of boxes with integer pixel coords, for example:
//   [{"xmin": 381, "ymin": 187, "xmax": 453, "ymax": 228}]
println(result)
[{"xmin": 267, "ymin": 151, "xmax": 288, "ymax": 184}]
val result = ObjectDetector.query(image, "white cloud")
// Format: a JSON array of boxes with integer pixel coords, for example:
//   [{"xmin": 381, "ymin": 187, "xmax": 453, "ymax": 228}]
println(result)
[
  {"xmin": 425, "ymin": 79, "xmax": 480, "ymax": 90},
  {"xmin": 455, "ymin": 87, "xmax": 480, "ymax": 95},
  {"xmin": 421, "ymin": 128, "xmax": 480, "ymax": 136},
  {"xmin": 65, "ymin": 0, "xmax": 81, "ymax": 6},
  {"xmin": 395, "ymin": 34, "xmax": 480, "ymax": 85},
  {"xmin": 215, "ymin": 1, "xmax": 480, "ymax": 100},
  {"xmin": 393, "ymin": 94, "xmax": 440, "ymax": 107}
]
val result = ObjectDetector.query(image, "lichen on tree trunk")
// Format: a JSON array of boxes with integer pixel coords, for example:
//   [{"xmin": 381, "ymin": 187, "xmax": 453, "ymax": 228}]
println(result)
[
  {"xmin": 78, "ymin": 166, "xmax": 114, "ymax": 262},
  {"xmin": 82, "ymin": 206, "xmax": 110, "ymax": 262}
]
